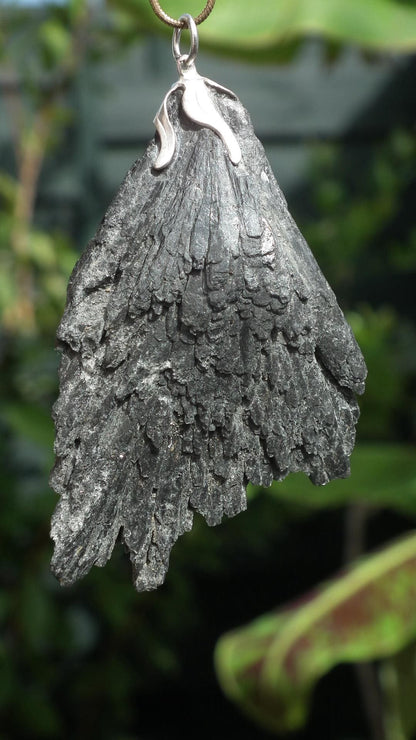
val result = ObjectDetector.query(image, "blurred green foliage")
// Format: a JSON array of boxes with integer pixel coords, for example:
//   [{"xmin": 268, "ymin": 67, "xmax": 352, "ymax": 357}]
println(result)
[
  {"xmin": 110, "ymin": 0, "xmax": 416, "ymax": 60},
  {"xmin": 304, "ymin": 131, "xmax": 416, "ymax": 287},
  {"xmin": 1, "ymin": 2, "xmax": 416, "ymax": 739},
  {"xmin": 249, "ymin": 444, "xmax": 416, "ymax": 515}
]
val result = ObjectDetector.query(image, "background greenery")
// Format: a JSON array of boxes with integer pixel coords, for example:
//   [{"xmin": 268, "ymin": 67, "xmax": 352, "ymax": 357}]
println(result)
[{"xmin": 1, "ymin": 1, "xmax": 416, "ymax": 738}]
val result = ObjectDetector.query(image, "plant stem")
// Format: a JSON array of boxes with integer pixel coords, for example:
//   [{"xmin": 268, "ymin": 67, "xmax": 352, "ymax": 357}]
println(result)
[
  {"xmin": 6, "ymin": 107, "xmax": 53, "ymax": 333},
  {"xmin": 344, "ymin": 503, "xmax": 369, "ymax": 563},
  {"xmin": 344, "ymin": 505, "xmax": 386, "ymax": 740},
  {"xmin": 379, "ymin": 660, "xmax": 407, "ymax": 740}
]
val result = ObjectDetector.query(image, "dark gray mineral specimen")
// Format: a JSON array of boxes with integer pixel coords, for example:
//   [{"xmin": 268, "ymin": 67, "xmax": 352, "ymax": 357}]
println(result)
[{"xmin": 50, "ymin": 88, "xmax": 367, "ymax": 592}]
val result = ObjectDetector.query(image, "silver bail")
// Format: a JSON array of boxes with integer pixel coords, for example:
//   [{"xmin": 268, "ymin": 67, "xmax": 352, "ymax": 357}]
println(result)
[
  {"xmin": 172, "ymin": 13, "xmax": 199, "ymax": 70},
  {"xmin": 152, "ymin": 12, "xmax": 242, "ymax": 170}
]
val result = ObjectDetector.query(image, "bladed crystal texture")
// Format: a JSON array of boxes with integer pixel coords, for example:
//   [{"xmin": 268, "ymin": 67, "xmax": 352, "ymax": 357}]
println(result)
[{"xmin": 50, "ymin": 87, "xmax": 367, "ymax": 592}]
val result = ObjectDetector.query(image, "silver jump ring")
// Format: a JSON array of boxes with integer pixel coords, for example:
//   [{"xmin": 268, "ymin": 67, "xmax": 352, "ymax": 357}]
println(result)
[{"xmin": 172, "ymin": 14, "xmax": 199, "ymax": 67}]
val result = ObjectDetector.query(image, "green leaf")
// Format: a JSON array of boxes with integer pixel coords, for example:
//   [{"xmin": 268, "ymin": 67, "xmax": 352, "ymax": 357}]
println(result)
[
  {"xmin": 38, "ymin": 19, "xmax": 72, "ymax": 67},
  {"xmin": 0, "ymin": 172, "xmax": 17, "ymax": 206},
  {"xmin": 30, "ymin": 232, "xmax": 57, "ymax": 269},
  {"xmin": 248, "ymin": 444, "xmax": 416, "ymax": 516},
  {"xmin": 215, "ymin": 532, "xmax": 416, "ymax": 734},
  {"xmin": 113, "ymin": 0, "xmax": 416, "ymax": 59}
]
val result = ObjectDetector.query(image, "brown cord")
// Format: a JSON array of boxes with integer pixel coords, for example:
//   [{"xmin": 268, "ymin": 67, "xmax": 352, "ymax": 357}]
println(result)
[{"xmin": 149, "ymin": 0, "xmax": 216, "ymax": 27}]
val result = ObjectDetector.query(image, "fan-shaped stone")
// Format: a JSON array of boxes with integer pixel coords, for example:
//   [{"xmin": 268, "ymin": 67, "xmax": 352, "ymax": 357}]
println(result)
[{"xmin": 50, "ymin": 89, "xmax": 367, "ymax": 592}]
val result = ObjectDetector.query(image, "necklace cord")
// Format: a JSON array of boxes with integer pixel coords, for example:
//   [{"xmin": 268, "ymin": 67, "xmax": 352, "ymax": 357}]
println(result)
[{"xmin": 148, "ymin": 0, "xmax": 216, "ymax": 27}]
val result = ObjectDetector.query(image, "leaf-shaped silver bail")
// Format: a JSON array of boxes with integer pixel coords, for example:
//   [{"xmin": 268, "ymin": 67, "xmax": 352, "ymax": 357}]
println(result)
[{"xmin": 153, "ymin": 13, "xmax": 242, "ymax": 170}]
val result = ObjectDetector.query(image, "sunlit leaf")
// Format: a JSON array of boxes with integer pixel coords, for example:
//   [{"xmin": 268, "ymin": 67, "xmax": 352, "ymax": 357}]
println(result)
[
  {"xmin": 112, "ymin": 0, "xmax": 416, "ymax": 60},
  {"xmin": 38, "ymin": 19, "xmax": 72, "ymax": 67},
  {"xmin": 215, "ymin": 532, "xmax": 416, "ymax": 733},
  {"xmin": 248, "ymin": 444, "xmax": 416, "ymax": 516},
  {"xmin": 30, "ymin": 232, "xmax": 57, "ymax": 269}
]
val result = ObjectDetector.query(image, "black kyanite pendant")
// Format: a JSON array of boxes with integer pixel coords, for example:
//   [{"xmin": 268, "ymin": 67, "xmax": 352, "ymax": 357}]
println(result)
[{"xmin": 50, "ymin": 22, "xmax": 367, "ymax": 592}]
